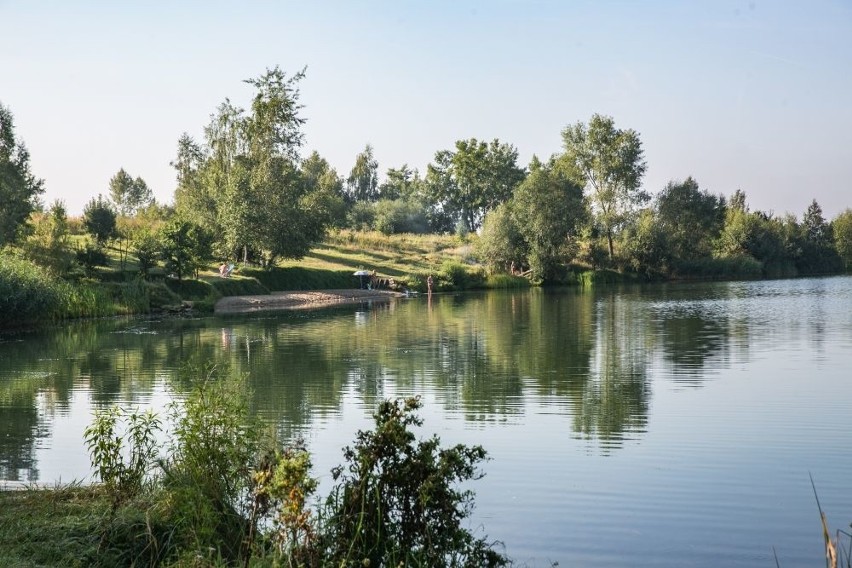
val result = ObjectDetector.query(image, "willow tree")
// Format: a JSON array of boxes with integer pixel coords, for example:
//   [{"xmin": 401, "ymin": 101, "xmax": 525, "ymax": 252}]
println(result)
[{"xmin": 561, "ymin": 114, "xmax": 647, "ymax": 259}]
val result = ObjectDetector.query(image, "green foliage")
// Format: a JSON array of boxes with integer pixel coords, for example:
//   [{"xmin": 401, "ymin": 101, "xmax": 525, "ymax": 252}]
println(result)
[
  {"xmin": 511, "ymin": 157, "xmax": 587, "ymax": 282},
  {"xmin": 319, "ymin": 397, "xmax": 508, "ymax": 567},
  {"xmin": 426, "ymin": 137, "xmax": 526, "ymax": 232},
  {"xmin": 619, "ymin": 209, "xmax": 668, "ymax": 278},
  {"xmin": 132, "ymin": 229, "xmax": 160, "ymax": 277},
  {"xmin": 83, "ymin": 407, "xmax": 161, "ymax": 502},
  {"xmin": 655, "ymin": 177, "xmax": 725, "ymax": 265},
  {"xmin": 676, "ymin": 255, "xmax": 763, "ymax": 280},
  {"xmin": 9, "ymin": 393, "xmax": 508, "ymax": 567},
  {"xmin": 346, "ymin": 143, "xmax": 379, "ymax": 202},
  {"xmin": 561, "ymin": 113, "xmax": 648, "ymax": 259},
  {"xmin": 0, "ymin": 101, "xmax": 45, "ymax": 246},
  {"xmin": 378, "ymin": 164, "xmax": 421, "ymax": 201},
  {"xmin": 173, "ymin": 67, "xmax": 338, "ymax": 266},
  {"xmin": 0, "ymin": 251, "xmax": 65, "ymax": 324},
  {"xmin": 109, "ymin": 168, "xmax": 154, "ymax": 216},
  {"xmin": 75, "ymin": 243, "xmax": 109, "ymax": 274},
  {"xmin": 159, "ymin": 366, "xmax": 266, "ymax": 561},
  {"xmin": 251, "ymin": 441, "xmax": 319, "ymax": 563},
  {"xmin": 21, "ymin": 200, "xmax": 74, "ymax": 273},
  {"xmin": 82, "ymin": 195, "xmax": 118, "ymax": 245},
  {"xmin": 373, "ymin": 197, "xmax": 431, "ymax": 234},
  {"xmin": 146, "ymin": 281, "xmax": 182, "ymax": 310},
  {"xmin": 158, "ymin": 218, "xmax": 210, "ymax": 280},
  {"xmin": 346, "ymin": 200, "xmax": 376, "ymax": 231},
  {"xmin": 436, "ymin": 260, "xmax": 486, "ymax": 291},
  {"xmin": 798, "ymin": 199, "xmax": 843, "ymax": 274},
  {"xmin": 485, "ymin": 273, "xmax": 531, "ymax": 289},
  {"xmin": 833, "ymin": 208, "xmax": 852, "ymax": 270},
  {"xmin": 478, "ymin": 202, "xmax": 528, "ymax": 274}
]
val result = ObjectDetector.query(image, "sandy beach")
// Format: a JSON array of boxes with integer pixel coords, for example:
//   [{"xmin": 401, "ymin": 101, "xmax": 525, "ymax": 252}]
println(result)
[{"xmin": 213, "ymin": 289, "xmax": 404, "ymax": 315}]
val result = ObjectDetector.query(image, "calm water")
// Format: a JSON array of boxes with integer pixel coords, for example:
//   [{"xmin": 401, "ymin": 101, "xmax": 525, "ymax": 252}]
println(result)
[{"xmin": 2, "ymin": 277, "xmax": 851, "ymax": 566}]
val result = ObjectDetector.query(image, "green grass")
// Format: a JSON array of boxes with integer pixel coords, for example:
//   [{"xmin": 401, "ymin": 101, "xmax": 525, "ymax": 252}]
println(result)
[
  {"xmin": 3, "ymin": 230, "xmax": 515, "ymax": 328},
  {"xmin": 0, "ymin": 484, "xmax": 111, "ymax": 567}
]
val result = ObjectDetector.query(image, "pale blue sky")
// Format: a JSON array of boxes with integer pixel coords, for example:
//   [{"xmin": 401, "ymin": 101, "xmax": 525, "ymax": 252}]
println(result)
[{"xmin": 2, "ymin": 1, "xmax": 851, "ymax": 218}]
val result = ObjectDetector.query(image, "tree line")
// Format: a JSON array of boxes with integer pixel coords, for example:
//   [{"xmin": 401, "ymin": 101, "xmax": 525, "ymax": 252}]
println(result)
[{"xmin": 3, "ymin": 66, "xmax": 852, "ymax": 283}]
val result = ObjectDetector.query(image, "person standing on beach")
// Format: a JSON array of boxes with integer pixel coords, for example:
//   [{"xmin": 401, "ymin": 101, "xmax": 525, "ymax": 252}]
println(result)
[{"xmin": 427, "ymin": 274, "xmax": 433, "ymax": 295}]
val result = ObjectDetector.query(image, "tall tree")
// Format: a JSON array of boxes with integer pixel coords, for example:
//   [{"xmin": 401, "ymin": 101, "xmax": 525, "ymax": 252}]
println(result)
[
  {"xmin": 426, "ymin": 138, "xmax": 525, "ymax": 232},
  {"xmin": 832, "ymin": 209, "xmax": 852, "ymax": 271},
  {"xmin": 561, "ymin": 114, "xmax": 648, "ymax": 259},
  {"xmin": 798, "ymin": 199, "xmax": 842, "ymax": 274},
  {"xmin": 0, "ymin": 102, "xmax": 44, "ymax": 245},
  {"xmin": 378, "ymin": 165, "xmax": 418, "ymax": 201},
  {"xmin": 82, "ymin": 195, "xmax": 118, "ymax": 245},
  {"xmin": 510, "ymin": 157, "xmax": 587, "ymax": 281},
  {"xmin": 346, "ymin": 144, "xmax": 379, "ymax": 202},
  {"xmin": 300, "ymin": 151, "xmax": 346, "ymax": 227},
  {"xmin": 109, "ymin": 168, "xmax": 153, "ymax": 216},
  {"xmin": 170, "ymin": 67, "xmax": 336, "ymax": 265},
  {"xmin": 655, "ymin": 177, "xmax": 725, "ymax": 264}
]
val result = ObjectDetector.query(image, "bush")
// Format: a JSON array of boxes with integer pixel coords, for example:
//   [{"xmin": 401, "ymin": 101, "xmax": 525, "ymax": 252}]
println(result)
[
  {"xmin": 486, "ymin": 273, "xmax": 532, "ymax": 289},
  {"xmin": 317, "ymin": 397, "xmax": 508, "ymax": 567},
  {"xmin": 159, "ymin": 366, "xmax": 267, "ymax": 562},
  {"xmin": 437, "ymin": 259, "xmax": 487, "ymax": 291},
  {"xmin": 674, "ymin": 254, "xmax": 763, "ymax": 280},
  {"xmin": 82, "ymin": 371, "xmax": 508, "ymax": 567},
  {"xmin": 75, "ymin": 243, "xmax": 109, "ymax": 274},
  {"xmin": 0, "ymin": 252, "xmax": 65, "ymax": 324},
  {"xmin": 373, "ymin": 198, "xmax": 431, "ymax": 235},
  {"xmin": 84, "ymin": 407, "xmax": 161, "ymax": 504}
]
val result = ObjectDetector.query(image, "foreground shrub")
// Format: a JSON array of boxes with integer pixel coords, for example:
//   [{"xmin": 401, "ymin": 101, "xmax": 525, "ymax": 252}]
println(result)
[
  {"xmin": 160, "ymin": 367, "xmax": 266, "ymax": 562},
  {"xmin": 83, "ymin": 369, "xmax": 507, "ymax": 566},
  {"xmin": 317, "ymin": 397, "xmax": 508, "ymax": 567},
  {"xmin": 84, "ymin": 407, "xmax": 161, "ymax": 504}
]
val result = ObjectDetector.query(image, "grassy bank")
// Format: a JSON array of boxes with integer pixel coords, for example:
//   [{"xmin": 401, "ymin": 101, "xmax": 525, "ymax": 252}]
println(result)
[
  {"xmin": 2, "ymin": 231, "xmax": 521, "ymax": 328},
  {"xmin": 8, "ymin": 227, "xmax": 787, "ymax": 329}
]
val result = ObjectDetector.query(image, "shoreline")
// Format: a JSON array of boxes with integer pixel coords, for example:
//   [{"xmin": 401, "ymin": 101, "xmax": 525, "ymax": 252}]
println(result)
[{"xmin": 213, "ymin": 288, "xmax": 405, "ymax": 315}]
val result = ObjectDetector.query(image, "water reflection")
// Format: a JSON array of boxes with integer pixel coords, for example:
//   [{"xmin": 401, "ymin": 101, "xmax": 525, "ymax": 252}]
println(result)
[{"xmin": 1, "ymin": 277, "xmax": 849, "ymax": 481}]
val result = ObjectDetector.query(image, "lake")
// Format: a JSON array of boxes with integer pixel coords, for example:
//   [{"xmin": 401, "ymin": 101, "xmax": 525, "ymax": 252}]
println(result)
[{"xmin": 2, "ymin": 276, "xmax": 851, "ymax": 566}]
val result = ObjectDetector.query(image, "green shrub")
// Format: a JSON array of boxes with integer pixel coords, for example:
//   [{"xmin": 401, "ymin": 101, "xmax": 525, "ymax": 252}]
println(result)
[
  {"xmin": 0, "ymin": 252, "xmax": 65, "ymax": 324},
  {"xmin": 159, "ymin": 366, "xmax": 267, "ymax": 562},
  {"xmin": 674, "ymin": 255, "xmax": 763, "ymax": 280},
  {"xmin": 318, "ymin": 397, "xmax": 508, "ymax": 567},
  {"xmin": 80, "ymin": 369, "xmax": 507, "ymax": 567},
  {"xmin": 165, "ymin": 278, "xmax": 215, "ymax": 300},
  {"xmin": 84, "ymin": 407, "xmax": 161, "ymax": 504},
  {"xmin": 575, "ymin": 268, "xmax": 635, "ymax": 287},
  {"xmin": 75, "ymin": 243, "xmax": 109, "ymax": 274},
  {"xmin": 486, "ymin": 273, "xmax": 531, "ymax": 289},
  {"xmin": 432, "ymin": 260, "xmax": 487, "ymax": 291},
  {"xmin": 146, "ymin": 281, "xmax": 181, "ymax": 309}
]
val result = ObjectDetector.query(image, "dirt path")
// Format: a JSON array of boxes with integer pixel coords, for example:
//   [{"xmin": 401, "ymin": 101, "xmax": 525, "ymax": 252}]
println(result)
[{"xmin": 214, "ymin": 289, "xmax": 404, "ymax": 315}]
